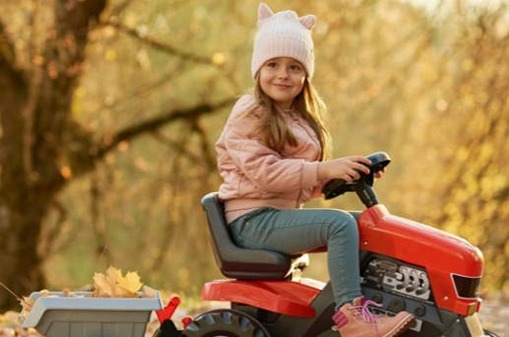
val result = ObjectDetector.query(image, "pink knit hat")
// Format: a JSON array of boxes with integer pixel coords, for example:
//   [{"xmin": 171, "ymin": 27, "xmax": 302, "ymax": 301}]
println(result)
[{"xmin": 251, "ymin": 3, "xmax": 316, "ymax": 79}]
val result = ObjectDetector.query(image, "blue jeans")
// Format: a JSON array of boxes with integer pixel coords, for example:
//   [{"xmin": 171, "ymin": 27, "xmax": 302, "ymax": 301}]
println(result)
[{"xmin": 229, "ymin": 207, "xmax": 361, "ymax": 309}]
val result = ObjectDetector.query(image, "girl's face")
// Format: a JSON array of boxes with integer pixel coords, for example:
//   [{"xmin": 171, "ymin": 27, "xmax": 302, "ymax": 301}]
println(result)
[{"xmin": 259, "ymin": 57, "xmax": 306, "ymax": 110}]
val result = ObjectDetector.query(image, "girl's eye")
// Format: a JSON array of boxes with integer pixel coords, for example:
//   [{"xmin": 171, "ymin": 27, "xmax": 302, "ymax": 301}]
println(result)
[
  {"xmin": 266, "ymin": 61, "xmax": 278, "ymax": 68},
  {"xmin": 290, "ymin": 64, "xmax": 303, "ymax": 71}
]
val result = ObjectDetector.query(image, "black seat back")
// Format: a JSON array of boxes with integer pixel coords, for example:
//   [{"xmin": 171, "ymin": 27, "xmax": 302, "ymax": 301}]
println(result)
[{"xmin": 200, "ymin": 192, "xmax": 292, "ymax": 279}]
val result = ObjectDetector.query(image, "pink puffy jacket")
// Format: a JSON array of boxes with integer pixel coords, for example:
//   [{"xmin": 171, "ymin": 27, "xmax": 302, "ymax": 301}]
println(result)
[{"xmin": 215, "ymin": 94, "xmax": 326, "ymax": 223}]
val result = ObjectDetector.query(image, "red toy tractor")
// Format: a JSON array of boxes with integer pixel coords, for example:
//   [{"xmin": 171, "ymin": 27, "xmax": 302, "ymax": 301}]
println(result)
[{"xmin": 168, "ymin": 152, "xmax": 497, "ymax": 337}]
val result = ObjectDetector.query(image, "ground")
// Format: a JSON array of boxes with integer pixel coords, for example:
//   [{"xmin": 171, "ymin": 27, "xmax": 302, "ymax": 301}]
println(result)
[{"xmin": 479, "ymin": 294, "xmax": 509, "ymax": 336}]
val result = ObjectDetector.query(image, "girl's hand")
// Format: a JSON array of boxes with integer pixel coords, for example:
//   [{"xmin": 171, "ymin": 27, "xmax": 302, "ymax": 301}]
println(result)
[
  {"xmin": 374, "ymin": 169, "xmax": 385, "ymax": 179},
  {"xmin": 318, "ymin": 156, "xmax": 372, "ymax": 182}
]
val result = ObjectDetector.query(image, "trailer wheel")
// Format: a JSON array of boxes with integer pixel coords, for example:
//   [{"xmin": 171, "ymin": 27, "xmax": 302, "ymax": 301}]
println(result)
[{"xmin": 181, "ymin": 309, "xmax": 271, "ymax": 337}]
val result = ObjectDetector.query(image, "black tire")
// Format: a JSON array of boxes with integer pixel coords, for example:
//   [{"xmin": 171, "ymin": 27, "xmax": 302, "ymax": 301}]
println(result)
[
  {"xmin": 181, "ymin": 309, "xmax": 271, "ymax": 337},
  {"xmin": 484, "ymin": 330, "xmax": 499, "ymax": 337}
]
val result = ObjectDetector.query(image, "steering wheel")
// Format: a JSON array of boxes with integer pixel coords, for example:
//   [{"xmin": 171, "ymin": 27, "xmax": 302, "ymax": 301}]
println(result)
[{"xmin": 322, "ymin": 152, "xmax": 391, "ymax": 200}]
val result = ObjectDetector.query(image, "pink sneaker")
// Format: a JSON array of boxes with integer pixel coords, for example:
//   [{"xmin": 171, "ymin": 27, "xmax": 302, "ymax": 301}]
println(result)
[{"xmin": 332, "ymin": 297, "xmax": 414, "ymax": 337}]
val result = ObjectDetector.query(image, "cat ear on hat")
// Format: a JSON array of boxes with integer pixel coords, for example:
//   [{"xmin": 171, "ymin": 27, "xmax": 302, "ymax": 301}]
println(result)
[
  {"xmin": 258, "ymin": 2, "xmax": 274, "ymax": 22},
  {"xmin": 300, "ymin": 14, "xmax": 316, "ymax": 29}
]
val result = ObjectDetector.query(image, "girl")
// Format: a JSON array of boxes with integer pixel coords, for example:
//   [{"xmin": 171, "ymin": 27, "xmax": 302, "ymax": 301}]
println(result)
[{"xmin": 215, "ymin": 3, "xmax": 414, "ymax": 336}]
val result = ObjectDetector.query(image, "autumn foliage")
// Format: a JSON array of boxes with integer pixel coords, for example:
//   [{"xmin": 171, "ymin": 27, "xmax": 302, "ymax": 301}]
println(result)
[{"xmin": 0, "ymin": 0, "xmax": 508, "ymax": 312}]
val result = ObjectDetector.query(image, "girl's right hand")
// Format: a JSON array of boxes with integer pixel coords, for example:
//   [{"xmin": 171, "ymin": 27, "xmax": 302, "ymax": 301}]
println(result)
[{"xmin": 317, "ymin": 156, "xmax": 371, "ymax": 182}]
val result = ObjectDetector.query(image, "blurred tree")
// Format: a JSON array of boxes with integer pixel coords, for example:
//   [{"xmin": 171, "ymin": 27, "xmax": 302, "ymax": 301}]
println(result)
[
  {"xmin": 397, "ymin": 2, "xmax": 509, "ymax": 292},
  {"xmin": 0, "ymin": 0, "xmax": 233, "ymax": 310}
]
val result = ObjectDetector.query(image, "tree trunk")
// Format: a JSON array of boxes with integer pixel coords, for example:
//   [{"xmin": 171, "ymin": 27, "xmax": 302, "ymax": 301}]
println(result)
[
  {"xmin": 0, "ymin": 39, "xmax": 40, "ymax": 309},
  {"xmin": 0, "ymin": 187, "xmax": 53, "ymax": 310},
  {"xmin": 0, "ymin": 0, "xmax": 106, "ymax": 311}
]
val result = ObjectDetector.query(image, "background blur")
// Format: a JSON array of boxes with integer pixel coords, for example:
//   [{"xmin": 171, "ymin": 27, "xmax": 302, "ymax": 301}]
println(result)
[{"xmin": 0, "ymin": 0, "xmax": 508, "ymax": 311}]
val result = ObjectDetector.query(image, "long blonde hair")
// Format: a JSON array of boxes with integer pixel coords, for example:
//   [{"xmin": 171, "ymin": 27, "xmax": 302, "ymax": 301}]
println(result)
[{"xmin": 252, "ymin": 76, "xmax": 331, "ymax": 161}]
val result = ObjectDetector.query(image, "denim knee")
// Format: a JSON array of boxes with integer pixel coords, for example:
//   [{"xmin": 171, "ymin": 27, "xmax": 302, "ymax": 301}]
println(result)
[{"xmin": 324, "ymin": 210, "xmax": 359, "ymax": 242}]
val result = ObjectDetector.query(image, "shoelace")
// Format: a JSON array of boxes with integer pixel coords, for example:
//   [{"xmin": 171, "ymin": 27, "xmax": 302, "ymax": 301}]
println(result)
[
  {"xmin": 350, "ymin": 299, "xmax": 382, "ymax": 325},
  {"xmin": 331, "ymin": 298, "xmax": 385, "ymax": 332}
]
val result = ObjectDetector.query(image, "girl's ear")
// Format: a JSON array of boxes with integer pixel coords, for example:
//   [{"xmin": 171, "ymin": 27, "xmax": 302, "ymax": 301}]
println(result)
[
  {"xmin": 300, "ymin": 15, "xmax": 316, "ymax": 29},
  {"xmin": 258, "ymin": 2, "xmax": 274, "ymax": 21}
]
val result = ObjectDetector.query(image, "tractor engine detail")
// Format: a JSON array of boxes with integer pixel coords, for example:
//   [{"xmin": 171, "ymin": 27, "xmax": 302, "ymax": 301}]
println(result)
[{"xmin": 362, "ymin": 258, "xmax": 431, "ymax": 301}]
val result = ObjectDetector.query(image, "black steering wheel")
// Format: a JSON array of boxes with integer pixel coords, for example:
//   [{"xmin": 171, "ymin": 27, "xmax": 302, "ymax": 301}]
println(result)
[{"xmin": 322, "ymin": 152, "xmax": 391, "ymax": 200}]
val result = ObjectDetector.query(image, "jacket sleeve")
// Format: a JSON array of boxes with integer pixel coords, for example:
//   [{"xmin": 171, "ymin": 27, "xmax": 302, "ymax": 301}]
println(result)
[
  {"xmin": 311, "ymin": 181, "xmax": 327, "ymax": 199},
  {"xmin": 221, "ymin": 108, "xmax": 320, "ymax": 194}
]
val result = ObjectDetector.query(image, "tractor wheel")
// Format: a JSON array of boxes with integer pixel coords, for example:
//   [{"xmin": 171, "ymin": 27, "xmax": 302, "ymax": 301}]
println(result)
[{"xmin": 181, "ymin": 309, "xmax": 271, "ymax": 337}]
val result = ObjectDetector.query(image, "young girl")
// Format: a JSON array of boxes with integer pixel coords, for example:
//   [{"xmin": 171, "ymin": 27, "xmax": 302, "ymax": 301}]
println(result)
[{"xmin": 215, "ymin": 3, "xmax": 414, "ymax": 336}]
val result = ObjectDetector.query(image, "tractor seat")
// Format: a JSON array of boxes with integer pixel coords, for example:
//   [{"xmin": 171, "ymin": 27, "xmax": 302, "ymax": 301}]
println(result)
[{"xmin": 201, "ymin": 192, "xmax": 299, "ymax": 280}]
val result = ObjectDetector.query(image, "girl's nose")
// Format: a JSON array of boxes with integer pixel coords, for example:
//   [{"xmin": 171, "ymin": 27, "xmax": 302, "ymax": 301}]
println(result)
[{"xmin": 277, "ymin": 68, "xmax": 289, "ymax": 78}]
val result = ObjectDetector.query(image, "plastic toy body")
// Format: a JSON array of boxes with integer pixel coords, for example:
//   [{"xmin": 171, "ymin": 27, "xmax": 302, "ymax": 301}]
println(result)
[
  {"xmin": 20, "ymin": 290, "xmax": 163, "ymax": 337},
  {"xmin": 199, "ymin": 202, "xmax": 487, "ymax": 336}
]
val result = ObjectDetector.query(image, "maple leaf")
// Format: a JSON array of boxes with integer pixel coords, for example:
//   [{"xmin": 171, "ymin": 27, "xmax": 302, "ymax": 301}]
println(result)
[
  {"xmin": 106, "ymin": 266, "xmax": 122, "ymax": 284},
  {"xmin": 92, "ymin": 266, "xmax": 143, "ymax": 298},
  {"xmin": 117, "ymin": 271, "xmax": 143, "ymax": 295},
  {"xmin": 92, "ymin": 272, "xmax": 115, "ymax": 297}
]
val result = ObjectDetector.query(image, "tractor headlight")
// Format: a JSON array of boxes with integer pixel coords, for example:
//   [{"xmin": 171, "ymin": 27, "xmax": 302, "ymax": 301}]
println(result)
[{"xmin": 452, "ymin": 274, "xmax": 481, "ymax": 299}]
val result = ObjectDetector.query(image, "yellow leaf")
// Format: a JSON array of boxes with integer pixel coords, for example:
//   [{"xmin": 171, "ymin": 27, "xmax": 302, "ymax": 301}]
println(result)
[
  {"xmin": 92, "ymin": 266, "xmax": 143, "ymax": 298},
  {"xmin": 20, "ymin": 296, "xmax": 34, "ymax": 312},
  {"xmin": 117, "ymin": 271, "xmax": 143, "ymax": 294},
  {"xmin": 106, "ymin": 266, "xmax": 123, "ymax": 284},
  {"xmin": 92, "ymin": 272, "xmax": 115, "ymax": 297}
]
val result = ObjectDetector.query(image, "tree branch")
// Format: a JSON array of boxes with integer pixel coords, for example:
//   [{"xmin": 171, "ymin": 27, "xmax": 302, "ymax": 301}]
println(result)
[
  {"xmin": 103, "ymin": 20, "xmax": 215, "ymax": 65},
  {"xmin": 191, "ymin": 119, "xmax": 217, "ymax": 171},
  {"xmin": 151, "ymin": 128, "xmax": 204, "ymax": 166},
  {"xmin": 95, "ymin": 97, "xmax": 235, "ymax": 159}
]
